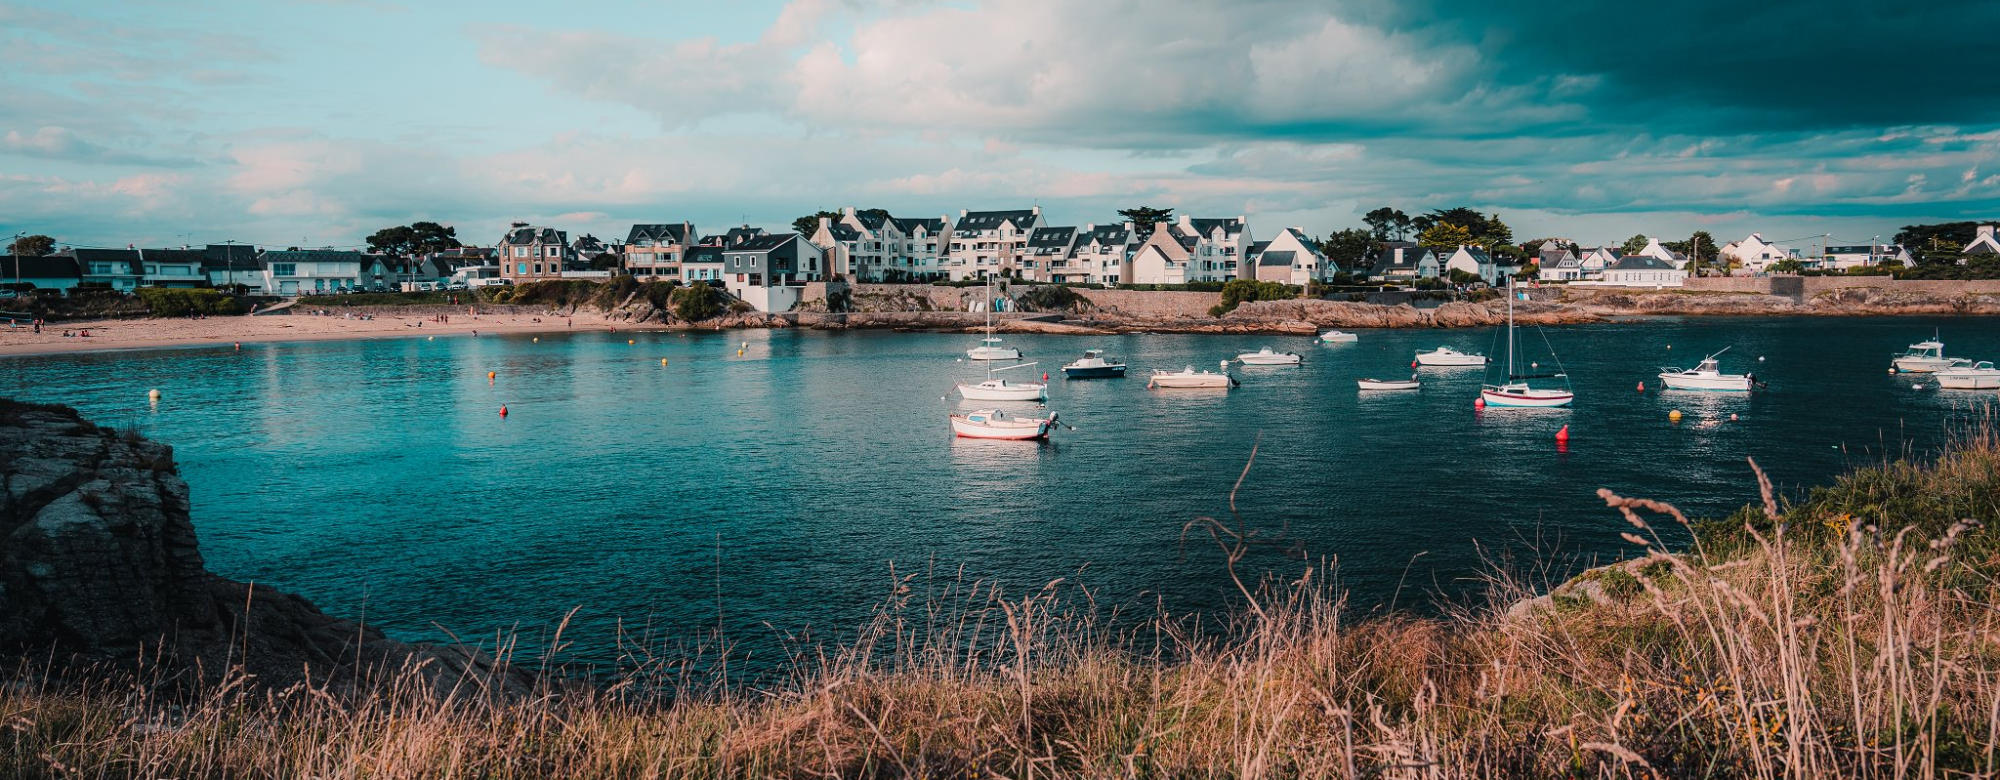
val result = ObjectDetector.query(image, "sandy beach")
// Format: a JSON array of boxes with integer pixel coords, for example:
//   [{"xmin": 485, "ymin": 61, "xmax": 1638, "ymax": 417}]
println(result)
[{"xmin": 0, "ymin": 309, "xmax": 633, "ymax": 357}]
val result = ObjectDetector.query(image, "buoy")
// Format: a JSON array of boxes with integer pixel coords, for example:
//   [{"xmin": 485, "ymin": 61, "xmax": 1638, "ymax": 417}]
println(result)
[
  {"xmin": 499, "ymin": 405, "xmax": 509, "ymax": 417},
  {"xmin": 741, "ymin": 341, "xmax": 748, "ymax": 349},
  {"xmin": 488, "ymin": 371, "xmax": 496, "ymax": 380},
  {"xmin": 1474, "ymin": 397, "xmax": 1486, "ymax": 410},
  {"xmin": 661, "ymin": 358, "xmax": 668, "ymax": 366},
  {"xmin": 1555, "ymin": 424, "xmax": 1570, "ymax": 443},
  {"xmin": 427, "ymin": 336, "xmax": 434, "ymax": 341},
  {"xmin": 1637, "ymin": 381, "xmax": 1645, "ymax": 392},
  {"xmin": 738, "ymin": 348, "xmax": 745, "ymax": 356},
  {"xmin": 1666, "ymin": 345, "xmax": 1672, "ymax": 350},
  {"xmin": 1887, "ymin": 367, "xmax": 1895, "ymax": 374},
  {"xmin": 1042, "ymin": 372, "xmax": 1049, "ymax": 381},
  {"xmin": 628, "ymin": 339, "xmax": 635, "ymax": 344},
  {"xmin": 1758, "ymin": 356, "xmax": 1765, "ymax": 362},
  {"xmin": 1410, "ymin": 360, "xmax": 1418, "ymax": 368},
  {"xmin": 233, "ymin": 342, "xmax": 240, "ymax": 351},
  {"xmin": 533, "ymin": 337, "xmax": 539, "ymax": 343},
  {"xmin": 147, "ymin": 388, "xmax": 161, "ymax": 402},
  {"xmin": 1531, "ymin": 362, "xmax": 1538, "ymax": 369},
  {"xmin": 1669, "ymin": 409, "xmax": 1683, "ymax": 422},
  {"xmin": 1729, "ymin": 413, "xmax": 1739, "ymax": 421}
]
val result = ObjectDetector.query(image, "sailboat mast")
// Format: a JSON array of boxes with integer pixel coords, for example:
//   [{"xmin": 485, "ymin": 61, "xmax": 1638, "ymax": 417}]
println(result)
[{"xmin": 1505, "ymin": 277, "xmax": 1515, "ymax": 379}]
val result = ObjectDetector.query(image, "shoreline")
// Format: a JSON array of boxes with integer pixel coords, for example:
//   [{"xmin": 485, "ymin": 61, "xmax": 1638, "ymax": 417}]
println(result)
[{"xmin": 0, "ymin": 310, "xmax": 633, "ymax": 358}]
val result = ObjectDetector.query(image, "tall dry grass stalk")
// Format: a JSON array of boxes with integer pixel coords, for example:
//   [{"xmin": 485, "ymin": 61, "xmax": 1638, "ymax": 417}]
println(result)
[{"xmin": 6, "ymin": 434, "xmax": 2000, "ymax": 778}]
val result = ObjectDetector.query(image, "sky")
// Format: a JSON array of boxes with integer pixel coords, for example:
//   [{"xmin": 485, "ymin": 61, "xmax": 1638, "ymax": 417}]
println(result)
[{"xmin": 3, "ymin": 0, "xmax": 1998, "ymax": 252}]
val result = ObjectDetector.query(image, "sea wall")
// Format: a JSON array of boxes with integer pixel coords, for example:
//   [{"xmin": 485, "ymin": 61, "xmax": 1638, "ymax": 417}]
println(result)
[{"xmin": 1683, "ymin": 276, "xmax": 2000, "ymax": 296}]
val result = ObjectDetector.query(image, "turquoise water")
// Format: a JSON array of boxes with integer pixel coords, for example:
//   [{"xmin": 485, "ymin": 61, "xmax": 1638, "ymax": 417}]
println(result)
[{"xmin": 7, "ymin": 317, "xmax": 2000, "ymax": 666}]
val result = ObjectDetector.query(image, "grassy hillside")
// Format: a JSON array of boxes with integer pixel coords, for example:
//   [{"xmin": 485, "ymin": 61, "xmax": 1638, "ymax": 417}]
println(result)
[{"xmin": 5, "ymin": 430, "xmax": 1997, "ymax": 777}]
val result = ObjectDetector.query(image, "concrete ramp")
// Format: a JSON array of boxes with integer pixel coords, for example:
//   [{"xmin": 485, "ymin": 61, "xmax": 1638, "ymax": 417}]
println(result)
[{"xmin": 250, "ymin": 299, "xmax": 296, "ymax": 316}]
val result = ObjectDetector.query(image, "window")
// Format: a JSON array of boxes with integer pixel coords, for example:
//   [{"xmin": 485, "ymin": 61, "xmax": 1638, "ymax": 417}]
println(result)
[
  {"xmin": 272, "ymin": 263, "xmax": 297, "ymax": 276},
  {"xmin": 547, "ymin": 247, "xmax": 560, "ymax": 258},
  {"xmin": 513, "ymin": 247, "xmax": 528, "ymax": 258},
  {"xmin": 534, "ymin": 264, "xmax": 543, "ymax": 274},
  {"xmin": 517, "ymin": 263, "xmax": 528, "ymax": 274}
]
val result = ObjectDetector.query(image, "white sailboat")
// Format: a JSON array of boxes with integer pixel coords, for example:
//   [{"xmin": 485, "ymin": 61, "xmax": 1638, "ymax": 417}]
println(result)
[
  {"xmin": 1480, "ymin": 277, "xmax": 1574, "ymax": 408},
  {"xmin": 965, "ymin": 277, "xmax": 1022, "ymax": 360},
  {"xmin": 1658, "ymin": 347, "xmax": 1759, "ymax": 392},
  {"xmin": 1936, "ymin": 361, "xmax": 2000, "ymax": 389},
  {"xmin": 957, "ymin": 361, "xmax": 1047, "ymax": 401}
]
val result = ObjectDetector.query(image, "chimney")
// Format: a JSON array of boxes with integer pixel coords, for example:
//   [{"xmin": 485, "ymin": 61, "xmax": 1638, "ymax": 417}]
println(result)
[
  {"xmin": 1031, "ymin": 205, "xmax": 1041, "ymax": 216},
  {"xmin": 818, "ymin": 216, "xmax": 831, "ymax": 232},
  {"xmin": 1980, "ymin": 225, "xmax": 1995, "ymax": 239},
  {"xmin": 842, "ymin": 206, "xmax": 856, "ymax": 217},
  {"xmin": 960, "ymin": 209, "xmax": 968, "ymax": 218},
  {"xmin": 1122, "ymin": 221, "xmax": 1134, "ymax": 232}
]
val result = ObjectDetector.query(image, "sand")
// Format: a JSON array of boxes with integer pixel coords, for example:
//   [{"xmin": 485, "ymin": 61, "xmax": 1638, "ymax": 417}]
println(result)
[{"xmin": 0, "ymin": 309, "xmax": 633, "ymax": 357}]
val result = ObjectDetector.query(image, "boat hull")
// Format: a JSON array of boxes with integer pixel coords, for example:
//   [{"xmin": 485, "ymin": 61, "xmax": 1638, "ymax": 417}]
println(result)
[
  {"xmin": 1937, "ymin": 371, "xmax": 2000, "ymax": 390},
  {"xmin": 1893, "ymin": 357, "xmax": 1964, "ymax": 373},
  {"xmin": 1357, "ymin": 379, "xmax": 1420, "ymax": 391},
  {"xmin": 1319, "ymin": 331, "xmax": 1358, "ymax": 343},
  {"xmin": 967, "ymin": 347, "xmax": 1022, "ymax": 361},
  {"xmin": 1480, "ymin": 388, "xmax": 1574, "ymax": 407},
  {"xmin": 1149, "ymin": 374, "xmax": 1232, "ymax": 389},
  {"xmin": 1657, "ymin": 372, "xmax": 1753, "ymax": 392},
  {"xmin": 1237, "ymin": 355, "xmax": 1301, "ymax": 366},
  {"xmin": 1416, "ymin": 352, "xmax": 1486, "ymax": 367},
  {"xmin": 949, "ymin": 417, "xmax": 1050, "ymax": 440},
  {"xmin": 1062, "ymin": 365, "xmax": 1126, "ymax": 378},
  {"xmin": 957, "ymin": 383, "xmax": 1047, "ymax": 401}
]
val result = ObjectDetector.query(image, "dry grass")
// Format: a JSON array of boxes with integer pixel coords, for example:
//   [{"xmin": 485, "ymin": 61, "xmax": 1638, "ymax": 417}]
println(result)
[{"xmin": 6, "ymin": 436, "xmax": 2000, "ymax": 778}]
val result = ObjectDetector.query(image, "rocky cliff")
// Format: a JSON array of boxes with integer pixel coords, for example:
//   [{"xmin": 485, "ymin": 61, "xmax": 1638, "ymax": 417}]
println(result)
[{"xmin": 0, "ymin": 399, "xmax": 520, "ymax": 695}]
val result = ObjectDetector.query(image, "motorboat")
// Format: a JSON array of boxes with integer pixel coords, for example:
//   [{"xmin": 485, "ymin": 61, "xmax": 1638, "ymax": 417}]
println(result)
[
  {"xmin": 1936, "ymin": 361, "xmax": 2000, "ymax": 389},
  {"xmin": 965, "ymin": 277, "xmax": 1021, "ymax": 360},
  {"xmin": 1357, "ymin": 375, "xmax": 1420, "ymax": 391},
  {"xmin": 957, "ymin": 361, "xmax": 1046, "ymax": 401},
  {"xmin": 1480, "ymin": 277, "xmax": 1574, "ymax": 408},
  {"xmin": 1060, "ymin": 349, "xmax": 1126, "ymax": 379},
  {"xmin": 1415, "ymin": 347, "xmax": 1487, "ymax": 367},
  {"xmin": 949, "ymin": 408, "xmax": 1058, "ymax": 440},
  {"xmin": 1236, "ymin": 346, "xmax": 1302, "ymax": 365},
  {"xmin": 1891, "ymin": 338, "xmax": 1969, "ymax": 373},
  {"xmin": 1318, "ymin": 330, "xmax": 1358, "ymax": 343},
  {"xmin": 1148, "ymin": 365, "xmax": 1236, "ymax": 389},
  {"xmin": 1658, "ymin": 347, "xmax": 1758, "ymax": 392}
]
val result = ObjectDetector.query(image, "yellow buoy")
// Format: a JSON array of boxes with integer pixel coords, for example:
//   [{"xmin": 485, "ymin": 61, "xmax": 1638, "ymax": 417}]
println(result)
[
  {"xmin": 147, "ymin": 388, "xmax": 161, "ymax": 401},
  {"xmin": 1669, "ymin": 409, "xmax": 1683, "ymax": 422},
  {"xmin": 628, "ymin": 339, "xmax": 635, "ymax": 345},
  {"xmin": 661, "ymin": 358, "xmax": 668, "ymax": 366},
  {"xmin": 737, "ymin": 348, "xmax": 745, "ymax": 356},
  {"xmin": 533, "ymin": 337, "xmax": 539, "ymax": 343}
]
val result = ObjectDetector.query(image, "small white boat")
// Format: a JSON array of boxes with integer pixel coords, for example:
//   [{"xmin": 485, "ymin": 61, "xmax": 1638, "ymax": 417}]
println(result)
[
  {"xmin": 1061, "ymin": 349, "xmax": 1126, "ymax": 379},
  {"xmin": 1658, "ymin": 348, "xmax": 1758, "ymax": 392},
  {"xmin": 1236, "ymin": 346, "xmax": 1302, "ymax": 365},
  {"xmin": 966, "ymin": 337, "xmax": 1022, "ymax": 361},
  {"xmin": 949, "ymin": 408, "xmax": 1057, "ymax": 440},
  {"xmin": 1891, "ymin": 339, "xmax": 1970, "ymax": 373},
  {"xmin": 1148, "ymin": 365, "xmax": 1235, "ymax": 389},
  {"xmin": 1480, "ymin": 277, "xmax": 1574, "ymax": 408},
  {"xmin": 1357, "ymin": 375, "xmax": 1420, "ymax": 391},
  {"xmin": 1318, "ymin": 330, "xmax": 1358, "ymax": 343},
  {"xmin": 1936, "ymin": 361, "xmax": 2000, "ymax": 389},
  {"xmin": 1415, "ymin": 347, "xmax": 1487, "ymax": 367},
  {"xmin": 957, "ymin": 362, "xmax": 1046, "ymax": 401}
]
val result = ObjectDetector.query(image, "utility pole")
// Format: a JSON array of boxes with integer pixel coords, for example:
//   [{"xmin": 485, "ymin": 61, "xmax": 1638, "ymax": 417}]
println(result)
[{"xmin": 10, "ymin": 232, "xmax": 21, "ymax": 290}]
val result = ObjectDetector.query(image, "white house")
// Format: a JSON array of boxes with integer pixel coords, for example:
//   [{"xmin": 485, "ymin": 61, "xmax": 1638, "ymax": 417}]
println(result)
[
  {"xmin": 1177, "ymin": 216, "xmax": 1252, "ymax": 282},
  {"xmin": 722, "ymin": 233, "xmax": 824, "ymax": 312},
  {"xmin": 1536, "ymin": 244, "xmax": 1580, "ymax": 281},
  {"xmin": 1603, "ymin": 255, "xmax": 1688, "ymax": 287},
  {"xmin": 203, "ymin": 244, "xmax": 264, "ymax": 290},
  {"xmin": 948, "ymin": 207, "xmax": 1042, "ymax": 280},
  {"xmin": 682, "ymin": 245, "xmax": 725, "ymax": 283},
  {"xmin": 888, "ymin": 216, "xmax": 950, "ymax": 281},
  {"xmin": 136, "ymin": 248, "xmax": 209, "ymax": 288},
  {"xmin": 808, "ymin": 218, "xmax": 862, "ymax": 280},
  {"xmin": 1821, "ymin": 243, "xmax": 1913, "ymax": 270},
  {"xmin": 3, "ymin": 254, "xmax": 82, "ymax": 295},
  {"xmin": 1257, "ymin": 227, "xmax": 1327, "ymax": 286},
  {"xmin": 1129, "ymin": 221, "xmax": 1198, "ymax": 285},
  {"xmin": 1576, "ymin": 246, "xmax": 1619, "ymax": 280},
  {"xmin": 1025, "ymin": 226, "xmax": 1081, "ymax": 282},
  {"xmin": 1720, "ymin": 233, "xmax": 1796, "ymax": 272},
  {"xmin": 1072, "ymin": 222, "xmax": 1136, "ymax": 285},
  {"xmin": 259, "ymin": 250, "xmax": 365, "ymax": 295},
  {"xmin": 1368, "ymin": 244, "xmax": 1439, "ymax": 282},
  {"xmin": 1443, "ymin": 245, "xmax": 1501, "ymax": 285},
  {"xmin": 1637, "ymin": 237, "xmax": 1688, "ymax": 269},
  {"xmin": 1964, "ymin": 225, "xmax": 2000, "ymax": 257}
]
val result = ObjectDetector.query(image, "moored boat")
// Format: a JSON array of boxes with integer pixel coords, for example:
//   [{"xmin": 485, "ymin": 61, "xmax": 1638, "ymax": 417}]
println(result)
[
  {"xmin": 957, "ymin": 361, "xmax": 1047, "ymax": 401},
  {"xmin": 949, "ymin": 408, "xmax": 1058, "ymax": 440},
  {"xmin": 1236, "ymin": 346, "xmax": 1302, "ymax": 365},
  {"xmin": 1658, "ymin": 348, "xmax": 1758, "ymax": 392},
  {"xmin": 1357, "ymin": 375, "xmax": 1420, "ymax": 391},
  {"xmin": 1936, "ymin": 361, "xmax": 2000, "ymax": 390},
  {"xmin": 1148, "ymin": 365, "xmax": 1236, "ymax": 389},
  {"xmin": 1891, "ymin": 338, "xmax": 1969, "ymax": 373},
  {"xmin": 1061, "ymin": 349, "xmax": 1126, "ymax": 379},
  {"xmin": 1318, "ymin": 330, "xmax": 1358, "ymax": 343},
  {"xmin": 1415, "ymin": 347, "xmax": 1487, "ymax": 367},
  {"xmin": 966, "ymin": 337, "xmax": 1022, "ymax": 361},
  {"xmin": 1480, "ymin": 277, "xmax": 1574, "ymax": 408}
]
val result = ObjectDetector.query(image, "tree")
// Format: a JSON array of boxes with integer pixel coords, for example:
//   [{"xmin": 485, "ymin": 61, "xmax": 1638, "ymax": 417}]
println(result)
[
  {"xmin": 366, "ymin": 222, "xmax": 461, "ymax": 257},
  {"xmin": 1620, "ymin": 234, "xmax": 1649, "ymax": 255},
  {"xmin": 1417, "ymin": 222, "xmax": 1473, "ymax": 252},
  {"xmin": 1117, "ymin": 206, "xmax": 1174, "ymax": 233},
  {"xmin": 1362, "ymin": 207, "xmax": 1410, "ymax": 241},
  {"xmin": 1319, "ymin": 228, "xmax": 1376, "ymax": 274},
  {"xmin": 588, "ymin": 253, "xmax": 621, "ymax": 271},
  {"xmin": 791, "ymin": 210, "xmax": 841, "ymax": 235},
  {"xmin": 1422, "ymin": 207, "xmax": 1512, "ymax": 247},
  {"xmin": 1895, "ymin": 222, "xmax": 1982, "ymax": 264},
  {"xmin": 1769, "ymin": 258, "xmax": 1805, "ymax": 274},
  {"xmin": 6, "ymin": 234, "xmax": 55, "ymax": 256},
  {"xmin": 1490, "ymin": 243, "xmax": 1525, "ymax": 264},
  {"xmin": 1516, "ymin": 263, "xmax": 1540, "ymax": 280}
]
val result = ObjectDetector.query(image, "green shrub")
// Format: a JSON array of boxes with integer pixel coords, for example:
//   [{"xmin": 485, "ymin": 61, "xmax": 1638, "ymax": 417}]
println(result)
[
  {"xmin": 1209, "ymin": 278, "xmax": 1296, "ymax": 315},
  {"xmin": 670, "ymin": 282, "xmax": 726, "ymax": 321},
  {"xmin": 135, "ymin": 288, "xmax": 242, "ymax": 317},
  {"xmin": 1016, "ymin": 285, "xmax": 1090, "ymax": 312}
]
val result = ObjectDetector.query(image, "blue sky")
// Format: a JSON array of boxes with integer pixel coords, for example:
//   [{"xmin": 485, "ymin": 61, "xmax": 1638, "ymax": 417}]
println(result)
[{"xmin": 3, "ymin": 0, "xmax": 1998, "ymax": 251}]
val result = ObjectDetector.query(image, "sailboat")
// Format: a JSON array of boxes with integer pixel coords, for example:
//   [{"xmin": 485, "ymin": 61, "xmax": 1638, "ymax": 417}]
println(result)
[
  {"xmin": 1480, "ymin": 277, "xmax": 1574, "ymax": 408},
  {"xmin": 957, "ymin": 361, "xmax": 1048, "ymax": 401},
  {"xmin": 965, "ymin": 276, "xmax": 1022, "ymax": 360}
]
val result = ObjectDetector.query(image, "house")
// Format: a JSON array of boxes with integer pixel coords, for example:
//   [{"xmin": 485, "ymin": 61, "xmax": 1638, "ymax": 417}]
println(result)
[
  {"xmin": 1128, "ymin": 221, "xmax": 1201, "ymax": 285},
  {"xmin": 1536, "ymin": 244, "xmax": 1580, "ymax": 281},
  {"xmin": 1367, "ymin": 245, "xmax": 1438, "ymax": 282},
  {"xmin": 807, "ymin": 217, "xmax": 865, "ymax": 280},
  {"xmin": 1963, "ymin": 225, "xmax": 2000, "ymax": 257},
  {"xmin": 948, "ymin": 207, "xmax": 1042, "ymax": 281},
  {"xmin": 1443, "ymin": 245, "xmax": 1501, "ymax": 285},
  {"xmin": 1025, "ymin": 226, "xmax": 1080, "ymax": 282},
  {"xmin": 1258, "ymin": 227, "xmax": 1327, "ymax": 286},
  {"xmin": 203, "ymin": 244, "xmax": 264, "ymax": 290},
  {"xmin": 259, "ymin": 249, "xmax": 365, "ymax": 295},
  {"xmin": 66, "ymin": 248, "xmax": 143, "ymax": 291},
  {"xmin": 1575, "ymin": 246, "xmax": 1619, "ymax": 280},
  {"xmin": 1720, "ymin": 233, "xmax": 1796, "ymax": 272},
  {"xmin": 722, "ymin": 233, "xmax": 824, "ymax": 312},
  {"xmin": 888, "ymin": 216, "xmax": 951, "ymax": 281},
  {"xmin": 426, "ymin": 247, "xmax": 498, "ymax": 286},
  {"xmin": 624, "ymin": 223, "xmax": 695, "ymax": 282},
  {"xmin": 682, "ymin": 245, "xmax": 725, "ymax": 282},
  {"xmin": 1636, "ymin": 237, "xmax": 1688, "ymax": 269},
  {"xmin": 1604, "ymin": 255, "xmax": 1688, "ymax": 287},
  {"xmin": 1821, "ymin": 243, "xmax": 1913, "ymax": 270},
  {"xmin": 1177, "ymin": 216, "xmax": 1252, "ymax": 282},
  {"xmin": 1072, "ymin": 222, "xmax": 1136, "ymax": 285},
  {"xmin": 133, "ymin": 248, "xmax": 208, "ymax": 288},
  {"xmin": 572, "ymin": 234, "xmax": 616, "ymax": 264},
  {"xmin": 360, "ymin": 255, "xmax": 405, "ymax": 290},
  {"xmin": 0, "ymin": 254, "xmax": 82, "ymax": 294},
  {"xmin": 720, "ymin": 225, "xmax": 767, "ymax": 247},
  {"xmin": 496, "ymin": 225, "xmax": 573, "ymax": 282}
]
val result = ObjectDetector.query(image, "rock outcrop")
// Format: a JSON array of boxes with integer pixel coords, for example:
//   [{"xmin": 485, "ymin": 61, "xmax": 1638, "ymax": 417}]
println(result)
[{"xmin": 0, "ymin": 399, "xmax": 522, "ymax": 695}]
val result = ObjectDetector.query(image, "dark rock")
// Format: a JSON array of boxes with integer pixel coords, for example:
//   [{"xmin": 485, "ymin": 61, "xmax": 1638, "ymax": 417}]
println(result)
[{"xmin": 0, "ymin": 399, "xmax": 526, "ymax": 696}]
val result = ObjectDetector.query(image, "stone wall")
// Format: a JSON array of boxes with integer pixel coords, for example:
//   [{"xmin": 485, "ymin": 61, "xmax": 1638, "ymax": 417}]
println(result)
[
  {"xmin": 1072, "ymin": 288, "xmax": 1219, "ymax": 318},
  {"xmin": 1682, "ymin": 276, "xmax": 2000, "ymax": 296},
  {"xmin": 828, "ymin": 283, "xmax": 1222, "ymax": 318}
]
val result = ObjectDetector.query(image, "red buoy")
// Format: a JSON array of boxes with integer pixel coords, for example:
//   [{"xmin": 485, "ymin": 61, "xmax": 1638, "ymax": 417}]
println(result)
[
  {"xmin": 1555, "ymin": 424, "xmax": 1570, "ymax": 443},
  {"xmin": 1474, "ymin": 397, "xmax": 1486, "ymax": 410},
  {"xmin": 499, "ymin": 405, "xmax": 509, "ymax": 418},
  {"xmin": 1410, "ymin": 360, "xmax": 1419, "ymax": 368},
  {"xmin": 1636, "ymin": 381, "xmax": 1645, "ymax": 392}
]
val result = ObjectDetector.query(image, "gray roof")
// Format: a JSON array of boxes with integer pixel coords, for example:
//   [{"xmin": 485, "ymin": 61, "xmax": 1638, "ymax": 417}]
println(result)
[
  {"xmin": 723, "ymin": 226, "xmax": 766, "ymax": 246},
  {"xmin": 260, "ymin": 249, "xmax": 368, "ymax": 264},
  {"xmin": 1258, "ymin": 250, "xmax": 1295, "ymax": 267},
  {"xmin": 627, "ymin": 223, "xmax": 691, "ymax": 245},
  {"xmin": 1082, "ymin": 223, "xmax": 1131, "ymax": 246},
  {"xmin": 203, "ymin": 244, "xmax": 261, "ymax": 271},
  {"xmin": 64, "ymin": 248, "xmax": 142, "ymax": 275},
  {"xmin": 572, "ymin": 234, "xmax": 610, "ymax": 254},
  {"xmin": 955, "ymin": 209, "xmax": 1036, "ymax": 235},
  {"xmin": 500, "ymin": 226, "xmax": 566, "ymax": 246},
  {"xmin": 851, "ymin": 211, "xmax": 890, "ymax": 231},
  {"xmin": 731, "ymin": 234, "xmax": 798, "ymax": 253},
  {"xmin": 1248, "ymin": 240, "xmax": 1271, "ymax": 255},
  {"xmin": 1, "ymin": 254, "xmax": 81, "ymax": 280},
  {"xmin": 891, "ymin": 216, "xmax": 945, "ymax": 234},
  {"xmin": 1028, "ymin": 226, "xmax": 1076, "ymax": 253},
  {"xmin": 684, "ymin": 245, "xmax": 724, "ymax": 264},
  {"xmin": 828, "ymin": 224, "xmax": 860, "ymax": 241},
  {"xmin": 1188, "ymin": 217, "xmax": 1244, "ymax": 238},
  {"xmin": 1456, "ymin": 247, "xmax": 1493, "ymax": 263},
  {"xmin": 138, "ymin": 248, "xmax": 206, "ymax": 265},
  {"xmin": 1609, "ymin": 254, "xmax": 1677, "ymax": 271}
]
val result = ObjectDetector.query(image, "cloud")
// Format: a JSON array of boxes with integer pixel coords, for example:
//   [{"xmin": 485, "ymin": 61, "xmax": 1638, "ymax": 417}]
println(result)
[{"xmin": 1, "ymin": 126, "xmax": 196, "ymax": 167}]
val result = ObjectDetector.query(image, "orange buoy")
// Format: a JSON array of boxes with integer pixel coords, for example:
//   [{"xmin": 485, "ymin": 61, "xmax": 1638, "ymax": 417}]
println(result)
[
  {"xmin": 1555, "ymin": 424, "xmax": 1570, "ymax": 443},
  {"xmin": 487, "ymin": 371, "xmax": 496, "ymax": 380},
  {"xmin": 1636, "ymin": 381, "xmax": 1644, "ymax": 392},
  {"xmin": 628, "ymin": 339, "xmax": 635, "ymax": 344},
  {"xmin": 499, "ymin": 405, "xmax": 509, "ymax": 417}
]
